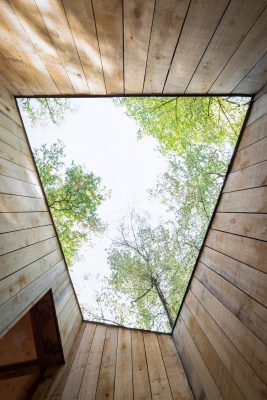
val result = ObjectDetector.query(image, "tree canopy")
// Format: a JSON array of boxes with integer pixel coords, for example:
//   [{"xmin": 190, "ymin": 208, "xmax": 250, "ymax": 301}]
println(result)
[{"xmin": 34, "ymin": 140, "xmax": 108, "ymax": 266}]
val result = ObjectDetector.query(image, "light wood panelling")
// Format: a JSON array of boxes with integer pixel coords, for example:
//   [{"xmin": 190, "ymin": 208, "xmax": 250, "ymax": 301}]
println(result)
[
  {"xmin": 173, "ymin": 87, "xmax": 267, "ymax": 399},
  {"xmin": 0, "ymin": 0, "xmax": 266, "ymax": 95},
  {"xmin": 33, "ymin": 322, "xmax": 193, "ymax": 400},
  {"xmin": 0, "ymin": 83, "xmax": 82, "ymax": 359}
]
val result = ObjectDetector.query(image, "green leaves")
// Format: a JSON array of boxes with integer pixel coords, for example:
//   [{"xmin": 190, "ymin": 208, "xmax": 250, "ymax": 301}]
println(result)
[{"xmin": 34, "ymin": 140, "xmax": 108, "ymax": 266}]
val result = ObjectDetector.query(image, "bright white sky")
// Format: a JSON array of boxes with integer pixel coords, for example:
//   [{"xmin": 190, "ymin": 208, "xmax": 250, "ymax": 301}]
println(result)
[{"xmin": 19, "ymin": 98, "xmax": 169, "ymax": 320}]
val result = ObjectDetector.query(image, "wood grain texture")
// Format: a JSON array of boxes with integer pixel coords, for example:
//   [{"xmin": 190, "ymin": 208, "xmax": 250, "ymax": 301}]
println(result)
[
  {"xmin": 173, "ymin": 84, "xmax": 267, "ymax": 399},
  {"xmin": 0, "ymin": 0, "xmax": 266, "ymax": 94},
  {"xmin": 0, "ymin": 84, "xmax": 82, "ymax": 361}
]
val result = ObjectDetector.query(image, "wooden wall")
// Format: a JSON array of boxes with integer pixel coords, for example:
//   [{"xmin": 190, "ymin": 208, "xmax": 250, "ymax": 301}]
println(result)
[
  {"xmin": 34, "ymin": 322, "xmax": 193, "ymax": 400},
  {"xmin": 173, "ymin": 88, "xmax": 267, "ymax": 399},
  {"xmin": 0, "ymin": 83, "xmax": 82, "ymax": 359}
]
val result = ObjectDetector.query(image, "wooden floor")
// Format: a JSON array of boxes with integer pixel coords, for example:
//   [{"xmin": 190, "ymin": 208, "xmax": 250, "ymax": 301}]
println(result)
[{"xmin": 33, "ymin": 322, "xmax": 193, "ymax": 400}]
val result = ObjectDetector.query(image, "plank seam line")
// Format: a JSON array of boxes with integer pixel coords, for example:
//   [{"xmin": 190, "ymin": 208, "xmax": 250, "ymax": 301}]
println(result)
[
  {"xmin": 157, "ymin": 334, "xmax": 174, "ymax": 400},
  {"xmin": 35, "ymin": 0, "xmax": 72, "ymax": 95},
  {"xmin": 0, "ymin": 222, "xmax": 52, "ymax": 235},
  {"xmin": 0, "ymin": 171, "xmax": 39, "ymax": 186},
  {"xmin": 0, "ymin": 191, "xmax": 44, "ymax": 200},
  {"xmin": 237, "ymin": 133, "xmax": 267, "ymax": 152},
  {"xmin": 113, "ymin": 327, "xmax": 119, "ymax": 400},
  {"xmin": 91, "ymin": 0, "xmax": 107, "ymax": 95},
  {"xmin": 186, "ymin": 0, "xmax": 233, "ymax": 93},
  {"xmin": 204, "ymin": 243, "xmax": 267, "ymax": 275},
  {"xmin": 179, "ymin": 314, "xmax": 222, "ymax": 399},
  {"xmin": 211, "ymin": 227, "xmax": 267, "ymax": 244},
  {"xmin": 0, "ymin": 253, "xmax": 63, "ymax": 307},
  {"xmin": 95, "ymin": 326, "xmax": 108, "ymax": 399},
  {"xmin": 0, "ymin": 137, "xmax": 31, "ymax": 157},
  {"xmin": 0, "ymin": 233, "xmax": 56, "ymax": 257},
  {"xmin": 243, "ymin": 108, "xmax": 267, "ymax": 128},
  {"xmin": 216, "ymin": 211, "xmax": 267, "ymax": 215},
  {"xmin": 8, "ymin": 0, "xmax": 61, "ymax": 95},
  {"xmin": 0, "ymin": 153, "xmax": 36, "ymax": 173},
  {"xmin": 130, "ymin": 330, "xmax": 134, "ymax": 400},
  {"xmin": 209, "ymin": 4, "xmax": 267, "ymax": 92},
  {"xmin": 185, "ymin": 290, "xmax": 262, "ymax": 396},
  {"xmin": 199, "ymin": 259, "xmax": 267, "ymax": 310},
  {"xmin": 0, "ymin": 211, "xmax": 48, "ymax": 214},
  {"xmin": 231, "ymin": 51, "xmax": 267, "ymax": 93},
  {"xmin": 61, "ymin": 0, "xmax": 91, "ymax": 94},
  {"xmin": 0, "ymin": 124, "xmax": 29, "ymax": 145},
  {"xmin": 162, "ymin": 0, "xmax": 192, "ymax": 93},
  {"xmin": 236, "ymin": 131, "xmax": 267, "ymax": 152},
  {"xmin": 141, "ymin": 0, "xmax": 156, "ymax": 94},
  {"xmin": 192, "ymin": 277, "xmax": 267, "ymax": 383},
  {"xmin": 231, "ymin": 157, "xmax": 267, "ymax": 173},
  {"xmin": 142, "ymin": 332, "xmax": 153, "ymax": 399},
  {"xmin": 222, "ymin": 182, "xmax": 267, "ymax": 194},
  {"xmin": 77, "ymin": 324, "xmax": 97, "ymax": 398}
]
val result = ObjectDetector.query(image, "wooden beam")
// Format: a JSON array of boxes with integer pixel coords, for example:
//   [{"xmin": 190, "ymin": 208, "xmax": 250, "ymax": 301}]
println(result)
[{"xmin": 0, "ymin": 360, "xmax": 39, "ymax": 380}]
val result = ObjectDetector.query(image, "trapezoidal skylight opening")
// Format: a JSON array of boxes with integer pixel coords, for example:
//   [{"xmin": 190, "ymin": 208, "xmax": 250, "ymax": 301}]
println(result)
[{"xmin": 18, "ymin": 95, "xmax": 250, "ymax": 333}]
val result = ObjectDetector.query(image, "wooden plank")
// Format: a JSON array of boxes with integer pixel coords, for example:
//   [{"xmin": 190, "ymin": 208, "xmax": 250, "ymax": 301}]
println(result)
[
  {"xmin": 92, "ymin": 0, "xmax": 123, "ymax": 94},
  {"xmin": 0, "ymin": 157, "xmax": 39, "ymax": 185},
  {"xmin": 35, "ymin": 0, "xmax": 88, "ymax": 94},
  {"xmin": 62, "ymin": 0, "xmax": 106, "ymax": 95},
  {"xmin": 248, "ymin": 93, "xmax": 267, "ymax": 125},
  {"xmin": 95, "ymin": 326, "xmax": 118, "ymax": 400},
  {"xmin": 53, "ymin": 274, "xmax": 73, "ymax": 316},
  {"xmin": 44, "ymin": 324, "xmax": 86, "ymax": 398},
  {"xmin": 0, "ymin": 140, "xmax": 36, "ymax": 171},
  {"xmin": 61, "ymin": 324, "xmax": 96, "ymax": 400},
  {"xmin": 218, "ymin": 187, "xmax": 267, "ymax": 213},
  {"xmin": 173, "ymin": 326, "xmax": 207, "ymax": 400},
  {"xmin": 0, "ymin": 174, "xmax": 42, "ymax": 198},
  {"xmin": 143, "ymin": 331, "xmax": 173, "ymax": 400},
  {"xmin": 238, "ymin": 112, "xmax": 267, "ymax": 150},
  {"xmin": 180, "ymin": 304, "xmax": 244, "ymax": 400},
  {"xmin": 212, "ymin": 212, "xmax": 267, "ymax": 241},
  {"xmin": 78, "ymin": 324, "xmax": 107, "ymax": 400},
  {"xmin": 211, "ymin": 7, "xmax": 267, "ymax": 93},
  {"xmin": 0, "ymin": 248, "xmax": 62, "ymax": 307},
  {"xmin": 0, "ymin": 0, "xmax": 58, "ymax": 94},
  {"xmin": 0, "ymin": 124, "xmax": 30, "ymax": 155},
  {"xmin": 124, "ymin": 0, "xmax": 154, "ymax": 94},
  {"xmin": 0, "ymin": 236, "xmax": 58, "ymax": 280},
  {"xmin": 131, "ymin": 330, "xmax": 151, "ymax": 400},
  {"xmin": 0, "ymin": 194, "xmax": 46, "ymax": 212},
  {"xmin": 175, "ymin": 318, "xmax": 223, "ymax": 400},
  {"xmin": 201, "ymin": 246, "xmax": 267, "ymax": 307},
  {"xmin": 0, "ymin": 55, "xmax": 32, "ymax": 95},
  {"xmin": 9, "ymin": 0, "xmax": 73, "ymax": 94},
  {"xmin": 233, "ymin": 53, "xmax": 267, "ymax": 95},
  {"xmin": 157, "ymin": 334, "xmax": 194, "ymax": 400},
  {"xmin": 206, "ymin": 229, "xmax": 267, "ymax": 273},
  {"xmin": 0, "ymin": 224, "xmax": 54, "ymax": 256},
  {"xmin": 0, "ymin": 211, "xmax": 51, "ymax": 234},
  {"xmin": 114, "ymin": 328, "xmax": 133, "ymax": 400},
  {"xmin": 143, "ymin": 0, "xmax": 189, "ymax": 93},
  {"xmin": 191, "ymin": 278, "xmax": 267, "ymax": 383},
  {"xmin": 187, "ymin": 0, "xmax": 266, "ymax": 93},
  {"xmin": 0, "ymin": 110, "xmax": 24, "ymax": 138},
  {"xmin": 164, "ymin": 0, "xmax": 228, "ymax": 93},
  {"xmin": 0, "ymin": 259, "xmax": 66, "ymax": 337},
  {"xmin": 185, "ymin": 290, "xmax": 267, "ymax": 400},
  {"xmin": 195, "ymin": 262, "xmax": 267, "ymax": 345},
  {"xmin": 231, "ymin": 135, "xmax": 267, "ymax": 172},
  {"xmin": 60, "ymin": 309, "xmax": 82, "ymax": 362},
  {"xmin": 224, "ymin": 160, "xmax": 267, "ymax": 192}
]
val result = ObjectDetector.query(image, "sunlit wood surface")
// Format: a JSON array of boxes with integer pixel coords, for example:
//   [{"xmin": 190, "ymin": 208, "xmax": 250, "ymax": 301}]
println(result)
[{"xmin": 0, "ymin": 0, "xmax": 266, "ymax": 96}]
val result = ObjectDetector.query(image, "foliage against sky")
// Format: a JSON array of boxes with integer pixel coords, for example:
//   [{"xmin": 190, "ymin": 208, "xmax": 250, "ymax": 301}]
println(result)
[
  {"xmin": 34, "ymin": 141, "xmax": 107, "ymax": 266},
  {"xmin": 21, "ymin": 95, "xmax": 249, "ymax": 331}
]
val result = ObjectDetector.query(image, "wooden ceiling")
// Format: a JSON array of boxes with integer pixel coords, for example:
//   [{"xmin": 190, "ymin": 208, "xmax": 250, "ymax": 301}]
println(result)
[{"xmin": 0, "ymin": 0, "xmax": 267, "ymax": 96}]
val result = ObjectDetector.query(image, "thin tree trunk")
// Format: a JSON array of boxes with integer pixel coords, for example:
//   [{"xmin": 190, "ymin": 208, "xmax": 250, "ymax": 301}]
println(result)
[{"xmin": 153, "ymin": 279, "xmax": 174, "ymax": 329}]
